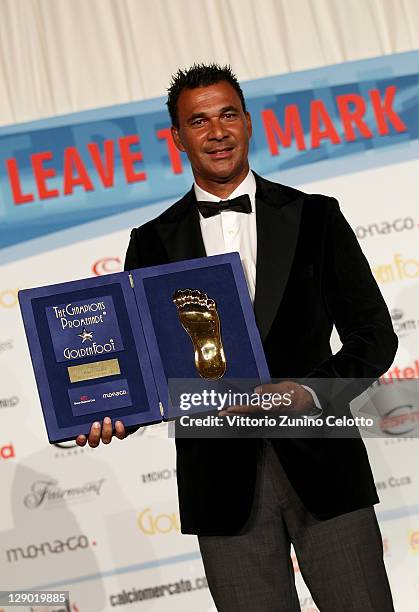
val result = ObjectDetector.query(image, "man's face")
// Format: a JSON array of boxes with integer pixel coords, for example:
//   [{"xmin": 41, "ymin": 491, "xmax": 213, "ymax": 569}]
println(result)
[{"xmin": 171, "ymin": 81, "xmax": 252, "ymax": 193}]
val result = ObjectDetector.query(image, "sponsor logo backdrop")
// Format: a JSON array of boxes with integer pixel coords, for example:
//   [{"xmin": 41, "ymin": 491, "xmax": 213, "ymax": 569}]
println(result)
[{"xmin": 1, "ymin": 51, "xmax": 418, "ymax": 611}]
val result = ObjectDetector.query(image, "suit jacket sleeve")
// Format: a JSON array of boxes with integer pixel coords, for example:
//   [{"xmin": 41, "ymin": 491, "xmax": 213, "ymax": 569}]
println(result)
[
  {"xmin": 305, "ymin": 197, "xmax": 398, "ymax": 407},
  {"xmin": 124, "ymin": 229, "xmax": 141, "ymax": 271},
  {"xmin": 124, "ymin": 225, "xmax": 168, "ymax": 271}
]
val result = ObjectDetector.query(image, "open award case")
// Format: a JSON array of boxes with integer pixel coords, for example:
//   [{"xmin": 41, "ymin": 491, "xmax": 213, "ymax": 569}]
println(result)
[{"xmin": 19, "ymin": 253, "xmax": 270, "ymax": 442}]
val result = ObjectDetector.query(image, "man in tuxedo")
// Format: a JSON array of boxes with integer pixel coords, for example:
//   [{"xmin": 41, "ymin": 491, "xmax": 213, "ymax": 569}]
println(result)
[{"xmin": 77, "ymin": 64, "xmax": 397, "ymax": 610}]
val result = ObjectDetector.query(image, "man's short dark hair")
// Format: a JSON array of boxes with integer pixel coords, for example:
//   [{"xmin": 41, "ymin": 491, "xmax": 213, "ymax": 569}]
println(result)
[{"xmin": 167, "ymin": 63, "xmax": 247, "ymax": 128}]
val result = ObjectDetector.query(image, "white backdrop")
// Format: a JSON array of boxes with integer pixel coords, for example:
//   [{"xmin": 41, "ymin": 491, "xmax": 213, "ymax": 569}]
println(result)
[{"xmin": 1, "ymin": 0, "xmax": 419, "ymax": 125}]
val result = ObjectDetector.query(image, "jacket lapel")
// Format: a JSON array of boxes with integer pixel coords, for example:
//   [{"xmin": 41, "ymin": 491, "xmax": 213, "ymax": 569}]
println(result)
[
  {"xmin": 154, "ymin": 176, "xmax": 302, "ymax": 342},
  {"xmin": 154, "ymin": 188, "xmax": 207, "ymax": 262},
  {"xmin": 254, "ymin": 174, "xmax": 303, "ymax": 341}
]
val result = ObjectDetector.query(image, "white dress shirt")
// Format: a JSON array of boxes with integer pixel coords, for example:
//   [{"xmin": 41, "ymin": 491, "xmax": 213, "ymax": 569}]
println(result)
[
  {"xmin": 194, "ymin": 169, "xmax": 322, "ymax": 415},
  {"xmin": 194, "ymin": 169, "xmax": 257, "ymax": 303}
]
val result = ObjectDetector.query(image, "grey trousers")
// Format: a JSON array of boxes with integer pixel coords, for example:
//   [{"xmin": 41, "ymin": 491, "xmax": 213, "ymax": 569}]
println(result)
[{"xmin": 198, "ymin": 440, "xmax": 394, "ymax": 612}]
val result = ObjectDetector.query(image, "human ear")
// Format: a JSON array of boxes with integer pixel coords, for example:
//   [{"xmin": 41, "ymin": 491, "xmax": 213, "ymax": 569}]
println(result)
[
  {"xmin": 171, "ymin": 126, "xmax": 186, "ymax": 152},
  {"xmin": 246, "ymin": 112, "xmax": 253, "ymax": 139}
]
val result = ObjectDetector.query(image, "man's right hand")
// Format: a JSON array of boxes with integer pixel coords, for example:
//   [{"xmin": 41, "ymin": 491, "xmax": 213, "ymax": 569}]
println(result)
[{"xmin": 76, "ymin": 417, "xmax": 126, "ymax": 448}]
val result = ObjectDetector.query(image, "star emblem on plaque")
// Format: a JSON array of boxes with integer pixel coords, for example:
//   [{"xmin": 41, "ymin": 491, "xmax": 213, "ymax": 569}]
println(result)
[{"xmin": 77, "ymin": 328, "xmax": 93, "ymax": 343}]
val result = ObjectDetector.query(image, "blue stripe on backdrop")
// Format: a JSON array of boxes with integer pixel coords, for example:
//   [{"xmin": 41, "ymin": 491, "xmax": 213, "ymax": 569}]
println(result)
[
  {"xmin": 2, "ymin": 137, "xmax": 418, "ymax": 265},
  {"xmin": 26, "ymin": 500, "xmax": 419, "ymax": 591},
  {"xmin": 28, "ymin": 551, "xmax": 202, "ymax": 590},
  {"xmin": 0, "ymin": 50, "xmax": 418, "ymax": 259}
]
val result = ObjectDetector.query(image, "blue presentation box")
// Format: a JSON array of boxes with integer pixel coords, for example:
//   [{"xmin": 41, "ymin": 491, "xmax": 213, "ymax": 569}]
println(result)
[{"xmin": 19, "ymin": 253, "xmax": 270, "ymax": 443}]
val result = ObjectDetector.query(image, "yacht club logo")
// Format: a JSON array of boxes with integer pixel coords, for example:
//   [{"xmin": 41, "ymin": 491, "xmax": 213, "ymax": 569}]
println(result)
[{"xmin": 390, "ymin": 308, "xmax": 418, "ymax": 338}]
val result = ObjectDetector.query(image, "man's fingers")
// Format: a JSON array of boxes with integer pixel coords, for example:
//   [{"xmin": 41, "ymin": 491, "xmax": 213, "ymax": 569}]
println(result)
[
  {"xmin": 255, "ymin": 382, "xmax": 289, "ymax": 394},
  {"xmin": 101, "ymin": 417, "xmax": 113, "ymax": 444},
  {"xmin": 77, "ymin": 418, "xmax": 127, "ymax": 447},
  {"xmin": 88, "ymin": 421, "xmax": 101, "ymax": 447},
  {"xmin": 219, "ymin": 405, "xmax": 264, "ymax": 415},
  {"xmin": 76, "ymin": 434, "xmax": 87, "ymax": 446},
  {"xmin": 115, "ymin": 420, "xmax": 126, "ymax": 439}
]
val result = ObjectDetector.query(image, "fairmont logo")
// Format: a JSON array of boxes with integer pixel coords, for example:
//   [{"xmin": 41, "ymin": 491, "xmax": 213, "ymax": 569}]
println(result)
[
  {"xmin": 0, "ymin": 443, "xmax": 15, "ymax": 460},
  {"xmin": 23, "ymin": 478, "xmax": 105, "ymax": 509}
]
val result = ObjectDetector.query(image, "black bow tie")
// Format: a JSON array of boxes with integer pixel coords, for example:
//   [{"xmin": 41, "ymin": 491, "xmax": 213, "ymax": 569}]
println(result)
[{"xmin": 197, "ymin": 194, "xmax": 252, "ymax": 219}]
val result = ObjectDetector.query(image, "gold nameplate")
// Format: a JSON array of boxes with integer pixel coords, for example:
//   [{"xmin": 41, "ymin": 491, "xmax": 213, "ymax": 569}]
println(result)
[{"xmin": 68, "ymin": 358, "xmax": 120, "ymax": 383}]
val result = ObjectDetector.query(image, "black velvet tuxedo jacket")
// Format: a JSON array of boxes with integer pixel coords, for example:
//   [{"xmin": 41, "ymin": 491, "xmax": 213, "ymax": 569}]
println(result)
[{"xmin": 124, "ymin": 172, "xmax": 398, "ymax": 536}]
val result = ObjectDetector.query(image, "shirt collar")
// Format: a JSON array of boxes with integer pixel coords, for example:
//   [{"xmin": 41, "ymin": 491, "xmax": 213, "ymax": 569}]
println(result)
[{"xmin": 194, "ymin": 169, "xmax": 256, "ymax": 212}]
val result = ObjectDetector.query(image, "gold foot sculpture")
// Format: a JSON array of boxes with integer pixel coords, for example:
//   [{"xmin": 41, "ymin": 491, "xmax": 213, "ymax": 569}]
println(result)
[{"xmin": 172, "ymin": 289, "xmax": 226, "ymax": 379}]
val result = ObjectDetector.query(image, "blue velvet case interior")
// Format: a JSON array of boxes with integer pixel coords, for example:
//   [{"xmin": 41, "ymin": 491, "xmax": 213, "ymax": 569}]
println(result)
[{"xmin": 142, "ymin": 264, "xmax": 258, "ymax": 380}]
